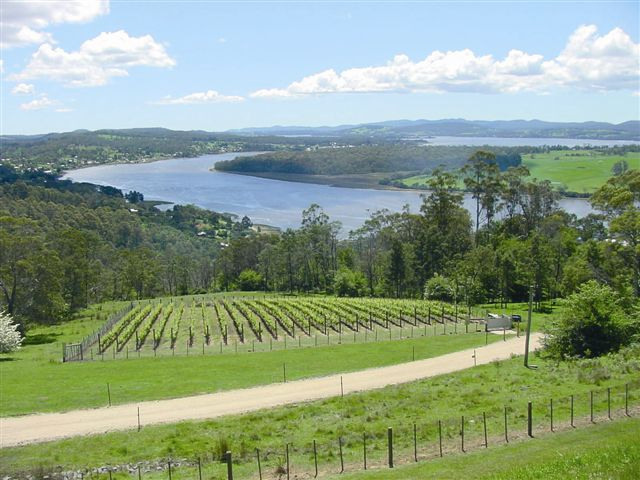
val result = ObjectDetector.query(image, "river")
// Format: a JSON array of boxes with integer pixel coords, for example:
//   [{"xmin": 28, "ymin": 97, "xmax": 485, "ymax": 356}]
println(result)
[{"xmin": 62, "ymin": 150, "xmax": 596, "ymax": 234}]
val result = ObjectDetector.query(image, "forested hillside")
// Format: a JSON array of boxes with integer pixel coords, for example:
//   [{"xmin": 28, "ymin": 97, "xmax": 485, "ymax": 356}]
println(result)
[
  {"xmin": 0, "ymin": 165, "xmax": 251, "ymax": 330},
  {"xmin": 215, "ymin": 145, "xmax": 522, "ymax": 175},
  {"xmin": 0, "ymin": 128, "xmax": 373, "ymax": 172}
]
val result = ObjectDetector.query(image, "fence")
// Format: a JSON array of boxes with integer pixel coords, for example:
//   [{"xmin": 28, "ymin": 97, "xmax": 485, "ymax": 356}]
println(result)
[
  {"xmin": 49, "ymin": 381, "xmax": 639, "ymax": 480},
  {"xmin": 63, "ymin": 303, "xmax": 136, "ymax": 362}
]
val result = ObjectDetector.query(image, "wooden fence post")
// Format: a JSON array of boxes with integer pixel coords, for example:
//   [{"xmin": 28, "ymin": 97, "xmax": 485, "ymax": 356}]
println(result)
[
  {"xmin": 607, "ymin": 387, "xmax": 611, "ymax": 420},
  {"xmin": 107, "ymin": 383, "xmax": 111, "ymax": 407},
  {"xmin": 527, "ymin": 402, "xmax": 533, "ymax": 437},
  {"xmin": 483, "ymin": 412, "xmax": 488, "ymax": 447},
  {"xmin": 550, "ymin": 398, "xmax": 554, "ymax": 432},
  {"xmin": 504, "ymin": 407, "xmax": 509, "ymax": 443},
  {"xmin": 625, "ymin": 383, "xmax": 629, "ymax": 416},
  {"xmin": 167, "ymin": 460, "xmax": 172, "ymax": 480},
  {"xmin": 414, "ymin": 422, "xmax": 418, "ymax": 461},
  {"xmin": 339, "ymin": 437, "xmax": 344, "ymax": 473},
  {"xmin": 363, "ymin": 433, "xmax": 367, "ymax": 470},
  {"xmin": 226, "ymin": 451, "xmax": 233, "ymax": 480},
  {"xmin": 388, "ymin": 427, "xmax": 394, "ymax": 468},
  {"xmin": 438, "ymin": 420, "xmax": 443, "ymax": 457},
  {"xmin": 590, "ymin": 391, "xmax": 594, "ymax": 423},
  {"xmin": 286, "ymin": 443, "xmax": 290, "ymax": 480},
  {"xmin": 461, "ymin": 416, "xmax": 465, "ymax": 452},
  {"xmin": 256, "ymin": 449, "xmax": 262, "ymax": 480},
  {"xmin": 313, "ymin": 440, "xmax": 318, "ymax": 478},
  {"xmin": 571, "ymin": 395, "xmax": 574, "ymax": 427}
]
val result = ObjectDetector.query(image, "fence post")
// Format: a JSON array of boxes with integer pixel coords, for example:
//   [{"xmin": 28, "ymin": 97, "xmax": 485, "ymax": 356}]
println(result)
[
  {"xmin": 461, "ymin": 415, "xmax": 465, "ymax": 452},
  {"xmin": 167, "ymin": 460, "xmax": 172, "ymax": 480},
  {"xmin": 226, "ymin": 451, "xmax": 233, "ymax": 480},
  {"xmin": 256, "ymin": 449, "xmax": 262, "ymax": 480},
  {"xmin": 339, "ymin": 437, "xmax": 344, "ymax": 473},
  {"xmin": 607, "ymin": 387, "xmax": 611, "ymax": 420},
  {"xmin": 283, "ymin": 363, "xmax": 286, "ymax": 383},
  {"xmin": 363, "ymin": 433, "xmax": 367, "ymax": 470},
  {"xmin": 138, "ymin": 464, "xmax": 142, "ymax": 480},
  {"xmin": 571, "ymin": 395, "xmax": 575, "ymax": 427},
  {"xmin": 550, "ymin": 398, "xmax": 554, "ymax": 432},
  {"xmin": 504, "ymin": 407, "xmax": 509, "ymax": 443},
  {"xmin": 527, "ymin": 402, "xmax": 533, "ymax": 437},
  {"xmin": 483, "ymin": 412, "xmax": 488, "ymax": 447},
  {"xmin": 313, "ymin": 440, "xmax": 318, "ymax": 478},
  {"xmin": 107, "ymin": 382, "xmax": 111, "ymax": 407},
  {"xmin": 286, "ymin": 443, "xmax": 290, "ymax": 480},
  {"xmin": 625, "ymin": 383, "xmax": 629, "ymax": 416},
  {"xmin": 438, "ymin": 420, "xmax": 443, "ymax": 457},
  {"xmin": 590, "ymin": 391, "xmax": 594, "ymax": 423},
  {"xmin": 388, "ymin": 427, "xmax": 394, "ymax": 468},
  {"xmin": 137, "ymin": 407, "xmax": 141, "ymax": 431},
  {"xmin": 414, "ymin": 422, "xmax": 418, "ymax": 461}
]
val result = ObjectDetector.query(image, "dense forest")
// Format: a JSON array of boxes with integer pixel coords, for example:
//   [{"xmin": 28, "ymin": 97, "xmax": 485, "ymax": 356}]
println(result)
[
  {"xmin": 0, "ymin": 165, "xmax": 252, "ymax": 330},
  {"xmin": 215, "ymin": 145, "xmax": 523, "ymax": 175},
  {"xmin": 215, "ymin": 159, "xmax": 639, "ymax": 308}
]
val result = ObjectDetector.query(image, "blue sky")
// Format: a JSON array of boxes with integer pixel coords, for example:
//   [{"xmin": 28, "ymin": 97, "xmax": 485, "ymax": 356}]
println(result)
[{"xmin": 1, "ymin": 1, "xmax": 639, "ymax": 134}]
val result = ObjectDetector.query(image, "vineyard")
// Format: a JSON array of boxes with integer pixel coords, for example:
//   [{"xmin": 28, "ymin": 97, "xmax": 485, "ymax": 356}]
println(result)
[{"xmin": 65, "ymin": 296, "xmax": 487, "ymax": 361}]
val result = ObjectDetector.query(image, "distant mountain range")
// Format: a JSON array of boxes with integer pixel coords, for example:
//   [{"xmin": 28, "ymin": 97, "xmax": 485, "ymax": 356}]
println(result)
[{"xmin": 228, "ymin": 119, "xmax": 640, "ymax": 140}]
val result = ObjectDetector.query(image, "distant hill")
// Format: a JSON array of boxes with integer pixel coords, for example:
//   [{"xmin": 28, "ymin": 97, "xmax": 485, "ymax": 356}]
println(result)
[{"xmin": 228, "ymin": 119, "xmax": 640, "ymax": 140}]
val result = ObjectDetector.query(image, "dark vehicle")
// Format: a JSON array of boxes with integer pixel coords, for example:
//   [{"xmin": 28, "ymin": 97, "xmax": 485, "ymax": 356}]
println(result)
[{"xmin": 511, "ymin": 314, "xmax": 522, "ymax": 322}]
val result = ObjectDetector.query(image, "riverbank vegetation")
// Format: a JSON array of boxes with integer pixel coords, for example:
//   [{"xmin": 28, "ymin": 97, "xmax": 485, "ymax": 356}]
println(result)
[{"xmin": 0, "ymin": 166, "xmax": 252, "ymax": 331}]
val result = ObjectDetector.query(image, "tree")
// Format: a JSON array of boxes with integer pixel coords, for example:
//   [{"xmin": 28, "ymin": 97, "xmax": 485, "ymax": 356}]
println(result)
[
  {"xmin": 461, "ymin": 151, "xmax": 503, "ymax": 235},
  {"xmin": 0, "ymin": 310, "xmax": 22, "ymax": 353},
  {"xmin": 387, "ymin": 239, "xmax": 405, "ymax": 297},
  {"xmin": 237, "ymin": 269, "xmax": 263, "ymax": 291},
  {"xmin": 591, "ymin": 170, "xmax": 640, "ymax": 297},
  {"xmin": 611, "ymin": 159, "xmax": 629, "ymax": 176},
  {"xmin": 543, "ymin": 281, "xmax": 639, "ymax": 359}
]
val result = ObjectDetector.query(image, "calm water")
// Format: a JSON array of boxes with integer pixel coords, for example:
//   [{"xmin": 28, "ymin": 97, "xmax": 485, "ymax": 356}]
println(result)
[
  {"xmin": 63, "ymin": 151, "xmax": 595, "ymax": 234},
  {"xmin": 423, "ymin": 136, "xmax": 639, "ymax": 147}
]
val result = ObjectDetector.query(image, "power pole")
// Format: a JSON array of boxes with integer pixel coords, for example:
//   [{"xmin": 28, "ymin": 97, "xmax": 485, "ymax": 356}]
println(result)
[{"xmin": 524, "ymin": 284, "xmax": 536, "ymax": 369}]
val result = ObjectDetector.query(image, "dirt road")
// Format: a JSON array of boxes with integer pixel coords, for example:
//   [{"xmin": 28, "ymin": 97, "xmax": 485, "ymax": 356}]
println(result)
[{"xmin": 1, "ymin": 334, "xmax": 541, "ymax": 447}]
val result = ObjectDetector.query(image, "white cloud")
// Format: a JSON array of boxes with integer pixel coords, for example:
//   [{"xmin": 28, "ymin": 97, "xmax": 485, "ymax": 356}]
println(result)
[
  {"xmin": 0, "ymin": 59, "xmax": 3, "ymax": 74},
  {"xmin": 20, "ymin": 95, "xmax": 55, "ymax": 111},
  {"xmin": 1, "ymin": 0, "xmax": 109, "ymax": 49},
  {"xmin": 11, "ymin": 83, "xmax": 35, "ymax": 95},
  {"xmin": 251, "ymin": 25, "xmax": 639, "ymax": 98},
  {"xmin": 11, "ymin": 30, "xmax": 176, "ymax": 87},
  {"xmin": 218, "ymin": 37, "xmax": 227, "ymax": 44},
  {"xmin": 55, "ymin": 108, "xmax": 74, "ymax": 113},
  {"xmin": 154, "ymin": 90, "xmax": 244, "ymax": 105}
]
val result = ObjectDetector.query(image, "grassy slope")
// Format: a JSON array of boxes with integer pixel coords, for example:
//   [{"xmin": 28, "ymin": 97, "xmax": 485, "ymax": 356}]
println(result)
[
  {"xmin": 0, "ymin": 299, "xmax": 552, "ymax": 416},
  {"xmin": 3, "ymin": 344, "xmax": 638, "ymax": 476},
  {"xmin": 522, "ymin": 150, "xmax": 639, "ymax": 194},
  {"xmin": 0, "ymin": 329, "xmax": 504, "ymax": 416},
  {"xmin": 400, "ymin": 150, "xmax": 639, "ymax": 194},
  {"xmin": 336, "ymin": 418, "xmax": 640, "ymax": 480}
]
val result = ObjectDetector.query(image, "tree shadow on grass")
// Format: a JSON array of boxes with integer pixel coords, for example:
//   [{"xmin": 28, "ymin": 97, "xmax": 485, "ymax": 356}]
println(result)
[
  {"xmin": 23, "ymin": 333, "xmax": 60, "ymax": 346},
  {"xmin": 0, "ymin": 356, "xmax": 17, "ymax": 362}
]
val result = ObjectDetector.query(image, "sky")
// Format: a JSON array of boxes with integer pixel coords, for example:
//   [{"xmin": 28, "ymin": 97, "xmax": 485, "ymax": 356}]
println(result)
[{"xmin": 1, "ymin": 0, "xmax": 639, "ymax": 135}]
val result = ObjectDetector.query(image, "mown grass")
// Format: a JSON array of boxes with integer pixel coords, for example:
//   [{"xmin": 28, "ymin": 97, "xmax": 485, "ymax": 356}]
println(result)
[
  {"xmin": 522, "ymin": 150, "xmax": 639, "ymax": 194},
  {"xmin": 399, "ymin": 150, "xmax": 639, "ymax": 194},
  {"xmin": 0, "ymin": 327, "xmax": 503, "ymax": 416},
  {"xmin": 3, "ymin": 344, "xmax": 638, "ymax": 477}
]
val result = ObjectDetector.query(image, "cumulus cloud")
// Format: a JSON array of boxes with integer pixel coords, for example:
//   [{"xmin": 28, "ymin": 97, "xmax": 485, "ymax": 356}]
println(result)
[
  {"xmin": 154, "ymin": 90, "xmax": 244, "ymax": 105},
  {"xmin": 11, "ymin": 30, "xmax": 176, "ymax": 87},
  {"xmin": 20, "ymin": 95, "xmax": 55, "ymax": 111},
  {"xmin": 251, "ymin": 25, "xmax": 639, "ymax": 98},
  {"xmin": 1, "ymin": 0, "xmax": 109, "ymax": 49},
  {"xmin": 11, "ymin": 83, "xmax": 35, "ymax": 95}
]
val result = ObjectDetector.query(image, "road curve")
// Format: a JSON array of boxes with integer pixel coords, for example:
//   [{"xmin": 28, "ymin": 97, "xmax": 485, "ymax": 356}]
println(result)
[{"xmin": 1, "ymin": 333, "xmax": 541, "ymax": 447}]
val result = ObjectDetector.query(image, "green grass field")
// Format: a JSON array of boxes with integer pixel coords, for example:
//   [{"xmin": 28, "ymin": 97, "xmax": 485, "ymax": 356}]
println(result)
[
  {"xmin": 3, "ymin": 343, "xmax": 638, "ymax": 478},
  {"xmin": 400, "ymin": 150, "xmax": 639, "ymax": 194},
  {"xmin": 336, "ymin": 418, "xmax": 640, "ymax": 480},
  {"xmin": 522, "ymin": 150, "xmax": 639, "ymax": 194},
  {"xmin": 0, "ymin": 325, "xmax": 505, "ymax": 416}
]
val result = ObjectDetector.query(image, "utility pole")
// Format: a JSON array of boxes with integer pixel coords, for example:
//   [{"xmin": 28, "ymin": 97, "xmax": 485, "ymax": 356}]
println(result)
[{"xmin": 524, "ymin": 284, "xmax": 536, "ymax": 369}]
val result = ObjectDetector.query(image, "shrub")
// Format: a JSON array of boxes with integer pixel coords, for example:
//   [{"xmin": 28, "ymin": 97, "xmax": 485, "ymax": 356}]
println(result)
[
  {"xmin": 0, "ymin": 310, "xmax": 23, "ymax": 353},
  {"xmin": 543, "ymin": 281, "xmax": 639, "ymax": 360}
]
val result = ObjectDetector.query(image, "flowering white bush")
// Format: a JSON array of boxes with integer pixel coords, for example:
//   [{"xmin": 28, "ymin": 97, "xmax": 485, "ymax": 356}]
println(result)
[{"xmin": 0, "ymin": 311, "xmax": 23, "ymax": 353}]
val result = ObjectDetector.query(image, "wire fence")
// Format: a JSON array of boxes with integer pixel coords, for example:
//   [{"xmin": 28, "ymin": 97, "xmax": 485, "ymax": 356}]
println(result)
[{"xmin": 44, "ymin": 380, "xmax": 639, "ymax": 480}]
